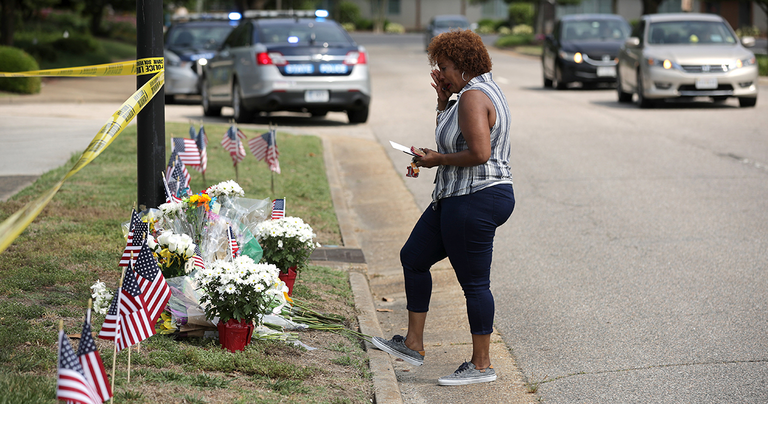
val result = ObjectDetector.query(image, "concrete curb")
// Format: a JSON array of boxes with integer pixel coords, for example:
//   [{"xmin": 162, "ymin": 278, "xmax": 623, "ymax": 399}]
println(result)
[{"xmin": 320, "ymin": 135, "xmax": 404, "ymax": 404}]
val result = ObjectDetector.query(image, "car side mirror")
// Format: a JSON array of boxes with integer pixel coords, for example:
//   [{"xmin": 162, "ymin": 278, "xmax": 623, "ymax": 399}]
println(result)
[
  {"xmin": 625, "ymin": 37, "xmax": 640, "ymax": 48},
  {"xmin": 741, "ymin": 36, "xmax": 755, "ymax": 47}
]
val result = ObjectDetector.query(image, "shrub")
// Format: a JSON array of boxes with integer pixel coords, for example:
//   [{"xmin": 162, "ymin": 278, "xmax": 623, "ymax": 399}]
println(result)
[
  {"xmin": 0, "ymin": 46, "xmax": 42, "ymax": 94},
  {"xmin": 495, "ymin": 33, "xmax": 535, "ymax": 48},
  {"xmin": 508, "ymin": 2, "xmax": 535, "ymax": 27},
  {"xmin": 757, "ymin": 54, "xmax": 768, "ymax": 76},
  {"xmin": 341, "ymin": 22, "xmax": 356, "ymax": 32},
  {"xmin": 477, "ymin": 25, "xmax": 496, "ymax": 34},
  {"xmin": 498, "ymin": 26, "xmax": 511, "ymax": 35},
  {"xmin": 385, "ymin": 22, "xmax": 405, "ymax": 34},
  {"xmin": 52, "ymin": 34, "xmax": 100, "ymax": 55},
  {"xmin": 355, "ymin": 18, "xmax": 373, "ymax": 31},
  {"xmin": 736, "ymin": 26, "xmax": 761, "ymax": 38},
  {"xmin": 336, "ymin": 0, "xmax": 362, "ymax": 24},
  {"xmin": 512, "ymin": 24, "xmax": 533, "ymax": 36}
]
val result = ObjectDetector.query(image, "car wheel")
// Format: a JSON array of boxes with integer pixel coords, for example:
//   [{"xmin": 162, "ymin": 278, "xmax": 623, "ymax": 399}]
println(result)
[
  {"xmin": 738, "ymin": 97, "xmax": 757, "ymax": 108},
  {"xmin": 347, "ymin": 106, "xmax": 369, "ymax": 124},
  {"xmin": 201, "ymin": 77, "xmax": 221, "ymax": 117},
  {"xmin": 636, "ymin": 71, "xmax": 654, "ymax": 108},
  {"xmin": 553, "ymin": 63, "xmax": 567, "ymax": 90},
  {"xmin": 543, "ymin": 63, "xmax": 553, "ymax": 88},
  {"xmin": 232, "ymin": 81, "xmax": 252, "ymax": 123},
  {"xmin": 617, "ymin": 69, "xmax": 633, "ymax": 103}
]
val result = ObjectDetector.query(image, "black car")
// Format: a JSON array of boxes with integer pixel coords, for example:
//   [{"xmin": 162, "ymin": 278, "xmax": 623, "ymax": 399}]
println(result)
[{"xmin": 542, "ymin": 14, "xmax": 631, "ymax": 89}]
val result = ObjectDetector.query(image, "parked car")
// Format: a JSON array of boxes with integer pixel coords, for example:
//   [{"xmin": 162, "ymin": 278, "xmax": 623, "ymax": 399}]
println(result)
[
  {"xmin": 542, "ymin": 14, "xmax": 631, "ymax": 89},
  {"xmin": 201, "ymin": 10, "xmax": 371, "ymax": 123},
  {"xmin": 616, "ymin": 13, "xmax": 758, "ymax": 108},
  {"xmin": 164, "ymin": 15, "xmax": 238, "ymax": 103},
  {"xmin": 425, "ymin": 15, "xmax": 471, "ymax": 51}
]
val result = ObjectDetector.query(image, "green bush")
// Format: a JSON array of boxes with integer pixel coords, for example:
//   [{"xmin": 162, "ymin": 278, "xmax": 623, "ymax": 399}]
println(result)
[
  {"xmin": 0, "ymin": 46, "xmax": 41, "ymax": 94},
  {"xmin": 336, "ymin": 0, "xmax": 362, "ymax": 25},
  {"xmin": 508, "ymin": 2, "xmax": 535, "ymax": 27},
  {"xmin": 757, "ymin": 54, "xmax": 768, "ymax": 76},
  {"xmin": 355, "ymin": 18, "xmax": 373, "ymax": 31},
  {"xmin": 51, "ymin": 33, "xmax": 100, "ymax": 55},
  {"xmin": 385, "ymin": 22, "xmax": 405, "ymax": 34},
  {"xmin": 512, "ymin": 24, "xmax": 534, "ymax": 36},
  {"xmin": 495, "ymin": 33, "xmax": 536, "ymax": 47}
]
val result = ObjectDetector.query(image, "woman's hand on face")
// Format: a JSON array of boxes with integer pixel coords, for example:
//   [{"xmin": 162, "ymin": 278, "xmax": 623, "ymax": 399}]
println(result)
[
  {"xmin": 413, "ymin": 148, "xmax": 440, "ymax": 169},
  {"xmin": 430, "ymin": 70, "xmax": 451, "ymax": 105}
]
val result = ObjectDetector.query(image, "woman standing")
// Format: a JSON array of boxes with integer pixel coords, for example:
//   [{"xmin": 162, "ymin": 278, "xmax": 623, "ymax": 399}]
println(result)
[{"xmin": 372, "ymin": 29, "xmax": 516, "ymax": 386}]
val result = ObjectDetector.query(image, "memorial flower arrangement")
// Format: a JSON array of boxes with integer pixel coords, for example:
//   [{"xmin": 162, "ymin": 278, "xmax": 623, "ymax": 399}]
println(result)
[
  {"xmin": 205, "ymin": 180, "xmax": 245, "ymax": 199},
  {"xmin": 255, "ymin": 216, "xmax": 318, "ymax": 274},
  {"xmin": 147, "ymin": 230, "xmax": 197, "ymax": 278},
  {"xmin": 90, "ymin": 280, "xmax": 113, "ymax": 315},
  {"xmin": 196, "ymin": 255, "xmax": 285, "ymax": 324}
]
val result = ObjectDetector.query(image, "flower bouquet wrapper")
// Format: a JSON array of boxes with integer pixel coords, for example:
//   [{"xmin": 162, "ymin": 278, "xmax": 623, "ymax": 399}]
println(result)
[{"xmin": 165, "ymin": 276, "xmax": 216, "ymax": 331}]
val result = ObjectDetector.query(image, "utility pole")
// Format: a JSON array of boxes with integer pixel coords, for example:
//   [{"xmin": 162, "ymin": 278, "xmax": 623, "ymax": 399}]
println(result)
[{"xmin": 136, "ymin": 0, "xmax": 166, "ymax": 210}]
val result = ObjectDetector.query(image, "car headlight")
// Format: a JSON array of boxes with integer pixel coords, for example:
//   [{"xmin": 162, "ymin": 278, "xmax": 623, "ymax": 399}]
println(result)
[
  {"xmin": 646, "ymin": 57, "xmax": 680, "ymax": 70},
  {"xmin": 559, "ymin": 50, "xmax": 583, "ymax": 63},
  {"xmin": 729, "ymin": 56, "xmax": 756, "ymax": 70}
]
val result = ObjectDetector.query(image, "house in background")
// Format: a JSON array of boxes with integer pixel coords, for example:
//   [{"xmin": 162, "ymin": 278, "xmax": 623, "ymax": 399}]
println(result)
[{"xmin": 342, "ymin": 0, "xmax": 766, "ymax": 35}]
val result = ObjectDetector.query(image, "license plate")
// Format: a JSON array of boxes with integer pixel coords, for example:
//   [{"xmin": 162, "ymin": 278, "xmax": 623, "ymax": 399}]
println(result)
[
  {"xmin": 285, "ymin": 64, "xmax": 314, "ymax": 74},
  {"xmin": 695, "ymin": 77, "xmax": 718, "ymax": 89},
  {"xmin": 305, "ymin": 90, "xmax": 329, "ymax": 103},
  {"xmin": 319, "ymin": 64, "xmax": 348, "ymax": 74},
  {"xmin": 596, "ymin": 66, "xmax": 616, "ymax": 77}
]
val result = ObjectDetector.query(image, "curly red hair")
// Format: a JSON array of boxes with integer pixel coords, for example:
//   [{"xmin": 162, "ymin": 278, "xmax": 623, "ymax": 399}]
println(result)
[{"xmin": 427, "ymin": 29, "xmax": 492, "ymax": 76}]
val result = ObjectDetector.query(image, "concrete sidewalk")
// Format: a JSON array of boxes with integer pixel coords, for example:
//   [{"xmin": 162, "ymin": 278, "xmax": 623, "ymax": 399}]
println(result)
[{"xmin": 319, "ymin": 133, "xmax": 535, "ymax": 404}]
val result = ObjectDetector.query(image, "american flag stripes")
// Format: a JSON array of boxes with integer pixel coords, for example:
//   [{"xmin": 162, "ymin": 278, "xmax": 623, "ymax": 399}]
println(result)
[
  {"xmin": 222, "ymin": 125, "xmax": 247, "ymax": 165},
  {"xmin": 228, "ymin": 225, "xmax": 240, "ymax": 258},
  {"xmin": 134, "ymin": 243, "xmax": 171, "ymax": 324},
  {"xmin": 172, "ymin": 137, "xmax": 201, "ymax": 167},
  {"xmin": 166, "ymin": 151, "xmax": 191, "ymax": 195},
  {"xmin": 77, "ymin": 309, "xmax": 112, "ymax": 402},
  {"xmin": 97, "ymin": 286, "xmax": 120, "ymax": 341},
  {"xmin": 271, "ymin": 198, "xmax": 285, "ymax": 220},
  {"xmin": 119, "ymin": 209, "xmax": 147, "ymax": 267},
  {"xmin": 195, "ymin": 125, "xmax": 209, "ymax": 174},
  {"xmin": 116, "ymin": 262, "xmax": 155, "ymax": 352},
  {"xmin": 265, "ymin": 131, "xmax": 281, "ymax": 174},
  {"xmin": 163, "ymin": 173, "xmax": 183, "ymax": 204},
  {"xmin": 248, "ymin": 130, "xmax": 272, "ymax": 161},
  {"xmin": 57, "ymin": 329, "xmax": 101, "ymax": 404}
]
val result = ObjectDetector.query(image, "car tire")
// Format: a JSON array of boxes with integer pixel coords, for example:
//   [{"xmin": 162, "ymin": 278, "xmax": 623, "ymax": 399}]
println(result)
[
  {"xmin": 201, "ymin": 77, "xmax": 221, "ymax": 117},
  {"xmin": 347, "ymin": 106, "xmax": 369, "ymax": 124},
  {"xmin": 617, "ymin": 69, "xmax": 633, "ymax": 103},
  {"xmin": 543, "ymin": 62, "xmax": 553, "ymax": 88},
  {"xmin": 232, "ymin": 80, "xmax": 252, "ymax": 123},
  {"xmin": 636, "ymin": 72, "xmax": 654, "ymax": 108},
  {"xmin": 553, "ymin": 63, "xmax": 567, "ymax": 90},
  {"xmin": 738, "ymin": 97, "xmax": 757, "ymax": 108},
  {"xmin": 310, "ymin": 110, "xmax": 328, "ymax": 118}
]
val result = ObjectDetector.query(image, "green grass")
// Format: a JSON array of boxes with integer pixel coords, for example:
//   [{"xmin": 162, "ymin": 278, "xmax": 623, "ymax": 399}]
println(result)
[
  {"xmin": 757, "ymin": 54, "xmax": 768, "ymax": 76},
  {"xmin": 0, "ymin": 121, "xmax": 371, "ymax": 403}
]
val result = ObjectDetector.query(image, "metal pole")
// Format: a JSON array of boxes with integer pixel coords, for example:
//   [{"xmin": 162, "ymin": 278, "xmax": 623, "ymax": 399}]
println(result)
[{"xmin": 136, "ymin": 0, "xmax": 166, "ymax": 210}]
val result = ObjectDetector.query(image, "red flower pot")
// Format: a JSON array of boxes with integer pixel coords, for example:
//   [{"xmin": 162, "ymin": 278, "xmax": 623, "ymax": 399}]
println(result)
[
  {"xmin": 217, "ymin": 318, "xmax": 254, "ymax": 352},
  {"xmin": 278, "ymin": 266, "xmax": 298, "ymax": 296}
]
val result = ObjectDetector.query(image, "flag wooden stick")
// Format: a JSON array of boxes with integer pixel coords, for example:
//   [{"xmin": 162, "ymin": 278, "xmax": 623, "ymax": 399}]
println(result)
[
  {"xmin": 110, "ymin": 266, "xmax": 127, "ymax": 403},
  {"xmin": 127, "ymin": 347, "xmax": 131, "ymax": 383}
]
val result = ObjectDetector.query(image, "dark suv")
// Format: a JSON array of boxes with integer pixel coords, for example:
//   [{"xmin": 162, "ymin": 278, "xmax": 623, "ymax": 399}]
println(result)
[
  {"xmin": 201, "ymin": 10, "xmax": 371, "ymax": 123},
  {"xmin": 542, "ymin": 14, "xmax": 631, "ymax": 89}
]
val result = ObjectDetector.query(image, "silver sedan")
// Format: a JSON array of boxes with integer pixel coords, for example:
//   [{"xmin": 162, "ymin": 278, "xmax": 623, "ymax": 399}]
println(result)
[{"xmin": 617, "ymin": 13, "xmax": 758, "ymax": 108}]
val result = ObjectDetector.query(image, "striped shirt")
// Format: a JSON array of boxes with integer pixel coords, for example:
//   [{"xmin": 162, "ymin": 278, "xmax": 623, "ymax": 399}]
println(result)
[{"xmin": 432, "ymin": 72, "xmax": 513, "ymax": 203}]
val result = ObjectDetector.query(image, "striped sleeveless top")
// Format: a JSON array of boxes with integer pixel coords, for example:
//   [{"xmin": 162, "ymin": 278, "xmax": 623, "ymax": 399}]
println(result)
[{"xmin": 432, "ymin": 72, "xmax": 513, "ymax": 204}]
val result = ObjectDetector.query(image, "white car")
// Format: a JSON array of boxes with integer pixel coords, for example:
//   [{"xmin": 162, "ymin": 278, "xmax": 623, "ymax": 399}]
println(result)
[{"xmin": 616, "ymin": 13, "xmax": 758, "ymax": 108}]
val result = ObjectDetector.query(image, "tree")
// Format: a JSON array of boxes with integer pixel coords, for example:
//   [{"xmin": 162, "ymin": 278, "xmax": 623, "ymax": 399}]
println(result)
[
  {"xmin": 0, "ymin": 0, "xmax": 16, "ymax": 46},
  {"xmin": 640, "ymin": 0, "xmax": 665, "ymax": 15}
]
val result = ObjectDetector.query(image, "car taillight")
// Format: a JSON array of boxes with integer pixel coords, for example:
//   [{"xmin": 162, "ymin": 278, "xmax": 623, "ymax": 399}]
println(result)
[
  {"xmin": 344, "ymin": 51, "xmax": 366, "ymax": 65},
  {"xmin": 256, "ymin": 52, "xmax": 288, "ymax": 66}
]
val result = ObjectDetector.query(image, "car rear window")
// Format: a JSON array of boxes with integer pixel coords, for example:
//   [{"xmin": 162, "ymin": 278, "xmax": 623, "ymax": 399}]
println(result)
[
  {"xmin": 647, "ymin": 21, "xmax": 737, "ymax": 45},
  {"xmin": 167, "ymin": 24, "xmax": 235, "ymax": 49},
  {"xmin": 256, "ymin": 21, "xmax": 352, "ymax": 46},
  {"xmin": 561, "ymin": 20, "xmax": 630, "ymax": 41}
]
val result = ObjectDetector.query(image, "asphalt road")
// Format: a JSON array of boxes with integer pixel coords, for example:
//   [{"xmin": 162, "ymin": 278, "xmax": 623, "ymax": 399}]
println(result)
[{"xmin": 354, "ymin": 33, "xmax": 768, "ymax": 403}]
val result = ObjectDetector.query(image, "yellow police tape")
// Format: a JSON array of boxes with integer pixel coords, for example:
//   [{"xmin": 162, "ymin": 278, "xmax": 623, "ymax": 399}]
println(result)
[{"xmin": 0, "ymin": 58, "xmax": 164, "ymax": 254}]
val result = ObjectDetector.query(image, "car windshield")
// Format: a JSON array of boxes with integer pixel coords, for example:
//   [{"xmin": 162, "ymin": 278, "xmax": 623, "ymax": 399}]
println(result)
[
  {"xmin": 647, "ymin": 21, "xmax": 737, "ymax": 45},
  {"xmin": 434, "ymin": 19, "xmax": 468, "ymax": 28},
  {"xmin": 167, "ymin": 24, "xmax": 234, "ymax": 50},
  {"xmin": 257, "ymin": 21, "xmax": 351, "ymax": 46},
  {"xmin": 561, "ymin": 20, "xmax": 630, "ymax": 41}
]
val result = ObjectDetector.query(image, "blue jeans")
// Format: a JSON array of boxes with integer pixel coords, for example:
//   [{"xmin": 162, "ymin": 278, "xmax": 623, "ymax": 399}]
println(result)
[{"xmin": 400, "ymin": 184, "xmax": 515, "ymax": 335}]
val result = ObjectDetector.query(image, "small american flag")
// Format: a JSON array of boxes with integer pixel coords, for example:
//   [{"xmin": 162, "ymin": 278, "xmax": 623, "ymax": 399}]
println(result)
[
  {"xmin": 222, "ymin": 125, "xmax": 247, "ymax": 165},
  {"xmin": 195, "ymin": 125, "xmax": 209, "ymax": 174},
  {"xmin": 193, "ymin": 243, "xmax": 205, "ymax": 270},
  {"xmin": 57, "ymin": 329, "xmax": 101, "ymax": 404},
  {"xmin": 265, "ymin": 130, "xmax": 280, "ymax": 174},
  {"xmin": 172, "ymin": 137, "xmax": 201, "ymax": 167},
  {"xmin": 228, "ymin": 225, "xmax": 240, "ymax": 258},
  {"xmin": 248, "ymin": 130, "xmax": 272, "ymax": 161},
  {"xmin": 77, "ymin": 309, "xmax": 112, "ymax": 403},
  {"xmin": 119, "ymin": 209, "xmax": 147, "ymax": 267},
  {"xmin": 116, "ymin": 262, "xmax": 155, "ymax": 352},
  {"xmin": 163, "ymin": 173, "xmax": 183, "ymax": 204},
  {"xmin": 134, "ymin": 243, "xmax": 171, "ymax": 324},
  {"xmin": 97, "ymin": 286, "xmax": 120, "ymax": 341},
  {"xmin": 271, "ymin": 198, "xmax": 285, "ymax": 220},
  {"xmin": 166, "ymin": 151, "xmax": 191, "ymax": 195}
]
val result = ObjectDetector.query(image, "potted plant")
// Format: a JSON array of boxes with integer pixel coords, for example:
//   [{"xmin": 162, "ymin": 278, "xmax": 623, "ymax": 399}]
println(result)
[
  {"xmin": 254, "ymin": 216, "xmax": 317, "ymax": 295},
  {"xmin": 196, "ymin": 255, "xmax": 283, "ymax": 352}
]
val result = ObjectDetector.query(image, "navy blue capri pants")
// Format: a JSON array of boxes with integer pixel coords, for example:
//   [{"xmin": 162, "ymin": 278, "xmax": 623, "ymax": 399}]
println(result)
[{"xmin": 400, "ymin": 184, "xmax": 515, "ymax": 335}]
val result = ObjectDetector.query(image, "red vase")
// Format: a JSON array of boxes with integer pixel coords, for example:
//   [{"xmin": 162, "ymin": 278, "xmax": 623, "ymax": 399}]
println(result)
[
  {"xmin": 278, "ymin": 266, "xmax": 298, "ymax": 296},
  {"xmin": 217, "ymin": 318, "xmax": 254, "ymax": 352}
]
